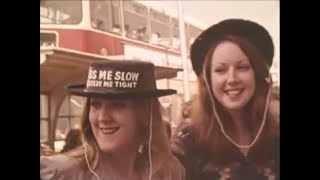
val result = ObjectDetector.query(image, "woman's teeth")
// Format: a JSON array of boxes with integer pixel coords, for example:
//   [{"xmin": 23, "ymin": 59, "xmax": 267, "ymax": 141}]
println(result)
[
  {"xmin": 100, "ymin": 127, "xmax": 119, "ymax": 134},
  {"xmin": 227, "ymin": 90, "xmax": 241, "ymax": 95},
  {"xmin": 226, "ymin": 89, "xmax": 243, "ymax": 96}
]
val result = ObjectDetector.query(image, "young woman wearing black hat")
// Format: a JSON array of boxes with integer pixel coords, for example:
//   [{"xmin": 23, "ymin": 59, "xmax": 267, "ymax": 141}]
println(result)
[
  {"xmin": 171, "ymin": 19, "xmax": 279, "ymax": 180},
  {"xmin": 40, "ymin": 60, "xmax": 185, "ymax": 180}
]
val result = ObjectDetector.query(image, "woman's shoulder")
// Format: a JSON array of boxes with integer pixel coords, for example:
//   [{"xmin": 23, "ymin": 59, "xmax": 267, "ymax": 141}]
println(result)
[{"xmin": 40, "ymin": 154, "xmax": 83, "ymax": 180}]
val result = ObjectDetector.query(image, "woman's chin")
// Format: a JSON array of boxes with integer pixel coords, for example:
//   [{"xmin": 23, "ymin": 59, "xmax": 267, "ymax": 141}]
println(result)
[{"xmin": 98, "ymin": 144, "xmax": 116, "ymax": 154}]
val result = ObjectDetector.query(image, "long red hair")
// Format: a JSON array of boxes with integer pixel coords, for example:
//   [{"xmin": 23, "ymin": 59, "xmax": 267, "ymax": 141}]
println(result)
[{"xmin": 190, "ymin": 35, "xmax": 279, "ymax": 165}]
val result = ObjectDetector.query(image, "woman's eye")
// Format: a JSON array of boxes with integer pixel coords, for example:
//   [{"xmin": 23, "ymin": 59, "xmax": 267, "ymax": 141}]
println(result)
[
  {"xmin": 214, "ymin": 68, "xmax": 226, "ymax": 73},
  {"xmin": 238, "ymin": 65, "xmax": 250, "ymax": 71}
]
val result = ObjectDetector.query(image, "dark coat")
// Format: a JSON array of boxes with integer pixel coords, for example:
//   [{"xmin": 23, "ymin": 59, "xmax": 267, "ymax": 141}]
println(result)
[{"xmin": 171, "ymin": 123, "xmax": 279, "ymax": 180}]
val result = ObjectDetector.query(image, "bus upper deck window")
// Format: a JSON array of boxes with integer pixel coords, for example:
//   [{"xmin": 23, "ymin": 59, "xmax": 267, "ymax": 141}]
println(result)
[
  {"xmin": 123, "ymin": 1, "xmax": 149, "ymax": 42},
  {"xmin": 40, "ymin": 0, "xmax": 82, "ymax": 25},
  {"xmin": 89, "ymin": 1, "xmax": 122, "ymax": 35},
  {"xmin": 150, "ymin": 9, "xmax": 170, "ymax": 47}
]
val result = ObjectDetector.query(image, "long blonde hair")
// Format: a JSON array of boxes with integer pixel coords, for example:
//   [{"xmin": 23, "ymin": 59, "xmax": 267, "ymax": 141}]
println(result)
[
  {"xmin": 191, "ymin": 35, "xmax": 279, "ymax": 165},
  {"xmin": 69, "ymin": 97, "xmax": 184, "ymax": 180}
]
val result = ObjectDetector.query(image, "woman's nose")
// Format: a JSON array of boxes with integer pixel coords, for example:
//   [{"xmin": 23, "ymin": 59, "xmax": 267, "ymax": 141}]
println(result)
[
  {"xmin": 227, "ymin": 69, "xmax": 239, "ymax": 84},
  {"xmin": 98, "ymin": 105, "xmax": 112, "ymax": 122}
]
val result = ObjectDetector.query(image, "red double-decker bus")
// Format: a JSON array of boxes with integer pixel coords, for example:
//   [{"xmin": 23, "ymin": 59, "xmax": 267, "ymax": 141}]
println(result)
[{"xmin": 40, "ymin": 0, "xmax": 207, "ymax": 151}]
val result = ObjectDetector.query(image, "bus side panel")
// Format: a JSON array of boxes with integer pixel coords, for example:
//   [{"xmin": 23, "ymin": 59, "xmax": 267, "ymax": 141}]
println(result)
[
  {"xmin": 56, "ymin": 29, "xmax": 88, "ymax": 52},
  {"xmin": 41, "ymin": 28, "xmax": 124, "ymax": 56},
  {"xmin": 85, "ymin": 31, "xmax": 124, "ymax": 56}
]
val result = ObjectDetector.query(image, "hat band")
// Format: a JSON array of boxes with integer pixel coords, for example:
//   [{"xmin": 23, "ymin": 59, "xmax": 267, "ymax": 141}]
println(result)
[
  {"xmin": 84, "ymin": 87, "xmax": 157, "ymax": 93},
  {"xmin": 86, "ymin": 78, "xmax": 143, "ymax": 90}
]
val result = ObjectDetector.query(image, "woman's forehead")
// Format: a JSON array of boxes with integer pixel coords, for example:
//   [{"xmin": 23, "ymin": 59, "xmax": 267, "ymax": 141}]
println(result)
[{"xmin": 211, "ymin": 42, "xmax": 248, "ymax": 62}]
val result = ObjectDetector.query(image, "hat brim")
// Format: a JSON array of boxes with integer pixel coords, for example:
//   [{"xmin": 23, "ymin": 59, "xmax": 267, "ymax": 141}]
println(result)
[{"xmin": 66, "ymin": 84, "xmax": 177, "ymax": 99}]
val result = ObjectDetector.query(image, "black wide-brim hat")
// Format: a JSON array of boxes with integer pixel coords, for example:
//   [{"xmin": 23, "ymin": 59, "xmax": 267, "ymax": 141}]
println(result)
[
  {"xmin": 190, "ymin": 19, "xmax": 274, "ymax": 76},
  {"xmin": 66, "ymin": 60, "xmax": 176, "ymax": 98}
]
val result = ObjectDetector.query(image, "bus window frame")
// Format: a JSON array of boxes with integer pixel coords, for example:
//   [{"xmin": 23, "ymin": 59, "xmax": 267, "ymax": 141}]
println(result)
[
  {"xmin": 150, "ymin": 9, "xmax": 170, "ymax": 25},
  {"xmin": 40, "ymin": 94, "xmax": 50, "ymax": 144},
  {"xmin": 40, "ymin": 0, "xmax": 83, "ymax": 25},
  {"xmin": 89, "ymin": 0, "xmax": 123, "ymax": 35},
  {"xmin": 123, "ymin": 1, "xmax": 148, "ymax": 17},
  {"xmin": 170, "ymin": 17, "xmax": 188, "ymax": 51},
  {"xmin": 56, "ymin": 95, "xmax": 83, "ymax": 141},
  {"xmin": 123, "ymin": 0, "xmax": 149, "ymax": 42},
  {"xmin": 149, "ymin": 9, "xmax": 171, "ymax": 47}
]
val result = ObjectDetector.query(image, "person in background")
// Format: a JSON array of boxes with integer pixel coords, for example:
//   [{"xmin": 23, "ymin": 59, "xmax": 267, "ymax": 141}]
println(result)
[
  {"xmin": 60, "ymin": 129, "xmax": 82, "ymax": 153},
  {"xmin": 40, "ymin": 143, "xmax": 55, "ymax": 156},
  {"xmin": 163, "ymin": 120, "xmax": 172, "ymax": 139}
]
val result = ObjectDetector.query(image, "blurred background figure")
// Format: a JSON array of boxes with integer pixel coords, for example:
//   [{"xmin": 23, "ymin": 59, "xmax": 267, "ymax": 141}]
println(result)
[
  {"xmin": 60, "ymin": 129, "xmax": 82, "ymax": 153},
  {"xmin": 40, "ymin": 143, "xmax": 55, "ymax": 156},
  {"xmin": 163, "ymin": 120, "xmax": 172, "ymax": 139},
  {"xmin": 171, "ymin": 99, "xmax": 193, "ymax": 135},
  {"xmin": 90, "ymin": 2, "xmax": 110, "ymax": 31},
  {"xmin": 181, "ymin": 100, "xmax": 193, "ymax": 122}
]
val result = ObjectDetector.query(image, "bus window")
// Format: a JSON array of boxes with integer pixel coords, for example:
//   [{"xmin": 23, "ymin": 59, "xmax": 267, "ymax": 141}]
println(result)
[
  {"xmin": 150, "ymin": 9, "xmax": 170, "ymax": 47},
  {"xmin": 170, "ymin": 18, "xmax": 187, "ymax": 51},
  {"xmin": 40, "ymin": 95, "xmax": 49, "ymax": 144},
  {"xmin": 40, "ymin": 32, "xmax": 57, "ymax": 47},
  {"xmin": 187, "ymin": 25, "xmax": 203, "ymax": 49},
  {"xmin": 55, "ymin": 96, "xmax": 84, "ymax": 152},
  {"xmin": 171, "ymin": 18, "xmax": 179, "ymax": 50},
  {"xmin": 90, "ymin": 0, "xmax": 122, "ymax": 35},
  {"xmin": 70, "ymin": 96, "xmax": 84, "ymax": 129},
  {"xmin": 40, "ymin": 0, "xmax": 82, "ymax": 24},
  {"xmin": 55, "ymin": 117, "xmax": 68, "ymax": 152},
  {"xmin": 123, "ymin": 1, "xmax": 149, "ymax": 42}
]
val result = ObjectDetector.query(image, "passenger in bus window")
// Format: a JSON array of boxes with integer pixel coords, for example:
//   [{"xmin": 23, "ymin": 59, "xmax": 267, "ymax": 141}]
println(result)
[
  {"xmin": 91, "ymin": 3, "xmax": 110, "ymax": 31},
  {"xmin": 171, "ymin": 19, "xmax": 279, "ymax": 180},
  {"xmin": 112, "ymin": 24, "xmax": 121, "ymax": 33},
  {"xmin": 171, "ymin": 34, "xmax": 181, "ymax": 50},
  {"xmin": 150, "ymin": 32, "xmax": 161, "ymax": 45},
  {"xmin": 122, "ymin": 24, "xmax": 129, "ymax": 36},
  {"xmin": 134, "ymin": 26, "xmax": 147, "ymax": 41},
  {"xmin": 40, "ymin": 60, "xmax": 185, "ymax": 180}
]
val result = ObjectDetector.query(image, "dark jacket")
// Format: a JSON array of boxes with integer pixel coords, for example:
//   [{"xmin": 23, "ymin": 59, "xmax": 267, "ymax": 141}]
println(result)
[{"xmin": 171, "ymin": 123, "xmax": 279, "ymax": 180}]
